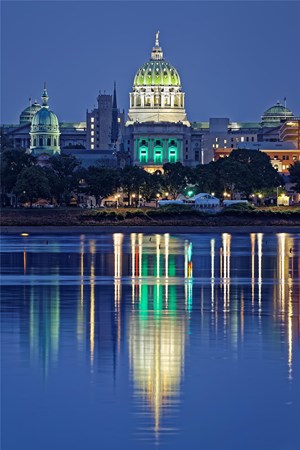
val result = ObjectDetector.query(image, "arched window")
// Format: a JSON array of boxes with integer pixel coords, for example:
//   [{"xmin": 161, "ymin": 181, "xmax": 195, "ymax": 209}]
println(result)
[
  {"xmin": 47, "ymin": 137, "xmax": 51, "ymax": 146},
  {"xmin": 33, "ymin": 139, "xmax": 37, "ymax": 146},
  {"xmin": 39, "ymin": 137, "xmax": 43, "ymax": 146},
  {"xmin": 54, "ymin": 139, "xmax": 57, "ymax": 146}
]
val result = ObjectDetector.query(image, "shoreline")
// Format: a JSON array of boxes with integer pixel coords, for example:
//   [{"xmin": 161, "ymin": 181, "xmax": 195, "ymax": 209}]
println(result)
[{"xmin": 2, "ymin": 225, "xmax": 300, "ymax": 234}]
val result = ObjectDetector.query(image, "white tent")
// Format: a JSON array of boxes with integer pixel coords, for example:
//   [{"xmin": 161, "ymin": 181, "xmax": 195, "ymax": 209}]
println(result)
[{"xmin": 192, "ymin": 193, "xmax": 220, "ymax": 209}]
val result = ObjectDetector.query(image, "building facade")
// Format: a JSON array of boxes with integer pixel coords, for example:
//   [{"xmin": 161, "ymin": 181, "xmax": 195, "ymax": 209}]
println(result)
[
  {"xmin": 124, "ymin": 33, "xmax": 203, "ymax": 172},
  {"xmin": 86, "ymin": 84, "xmax": 125, "ymax": 151}
]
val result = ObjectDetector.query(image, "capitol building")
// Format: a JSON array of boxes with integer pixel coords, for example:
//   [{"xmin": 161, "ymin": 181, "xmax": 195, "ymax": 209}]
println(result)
[{"xmin": 2, "ymin": 33, "xmax": 298, "ymax": 172}]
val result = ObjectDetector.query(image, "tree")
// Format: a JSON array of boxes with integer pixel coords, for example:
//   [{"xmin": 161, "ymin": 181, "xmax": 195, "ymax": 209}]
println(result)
[
  {"xmin": 228, "ymin": 149, "xmax": 282, "ymax": 192},
  {"xmin": 46, "ymin": 154, "xmax": 81, "ymax": 204},
  {"xmin": 289, "ymin": 161, "xmax": 300, "ymax": 193},
  {"xmin": 1, "ymin": 149, "xmax": 36, "ymax": 193},
  {"xmin": 13, "ymin": 166, "xmax": 51, "ymax": 206},
  {"xmin": 140, "ymin": 172, "xmax": 162, "ymax": 201},
  {"xmin": 85, "ymin": 166, "xmax": 118, "ymax": 205},
  {"xmin": 119, "ymin": 166, "xmax": 147, "ymax": 204},
  {"xmin": 162, "ymin": 162, "xmax": 194, "ymax": 199}
]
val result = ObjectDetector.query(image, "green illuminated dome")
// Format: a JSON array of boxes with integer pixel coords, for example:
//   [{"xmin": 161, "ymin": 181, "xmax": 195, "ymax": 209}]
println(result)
[
  {"xmin": 261, "ymin": 100, "xmax": 294, "ymax": 126},
  {"xmin": 32, "ymin": 108, "xmax": 59, "ymax": 129},
  {"xmin": 31, "ymin": 86, "xmax": 59, "ymax": 132},
  {"xmin": 134, "ymin": 60, "xmax": 181, "ymax": 87},
  {"xmin": 30, "ymin": 84, "xmax": 60, "ymax": 156},
  {"xmin": 133, "ymin": 32, "xmax": 181, "ymax": 87}
]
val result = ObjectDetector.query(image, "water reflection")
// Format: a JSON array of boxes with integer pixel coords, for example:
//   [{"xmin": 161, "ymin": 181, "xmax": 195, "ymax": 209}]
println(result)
[{"xmin": 1, "ymin": 232, "xmax": 300, "ymax": 449}]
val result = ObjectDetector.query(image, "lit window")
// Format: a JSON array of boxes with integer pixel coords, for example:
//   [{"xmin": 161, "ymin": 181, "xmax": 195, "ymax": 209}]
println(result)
[
  {"xmin": 216, "ymin": 144, "xmax": 219, "ymax": 148},
  {"xmin": 224, "ymin": 139, "xmax": 227, "ymax": 144},
  {"xmin": 91, "ymin": 138, "xmax": 94, "ymax": 143},
  {"xmin": 236, "ymin": 138, "xmax": 239, "ymax": 142},
  {"xmin": 91, "ymin": 124, "xmax": 94, "ymax": 130},
  {"xmin": 118, "ymin": 118, "xmax": 121, "ymax": 123},
  {"xmin": 241, "ymin": 137, "xmax": 244, "ymax": 142},
  {"xmin": 91, "ymin": 131, "xmax": 94, "ymax": 136},
  {"xmin": 215, "ymin": 137, "xmax": 219, "ymax": 143},
  {"xmin": 91, "ymin": 144, "xmax": 94, "ymax": 149},
  {"xmin": 91, "ymin": 117, "xmax": 94, "ymax": 123}
]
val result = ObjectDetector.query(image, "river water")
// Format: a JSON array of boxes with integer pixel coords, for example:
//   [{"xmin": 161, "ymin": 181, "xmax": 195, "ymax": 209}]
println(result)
[{"xmin": 1, "ymin": 232, "xmax": 300, "ymax": 450}]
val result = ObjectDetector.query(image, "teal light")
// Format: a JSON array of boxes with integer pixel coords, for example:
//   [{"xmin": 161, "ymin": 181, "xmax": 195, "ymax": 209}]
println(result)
[
  {"xmin": 139, "ymin": 145, "xmax": 148, "ymax": 163},
  {"xmin": 168, "ymin": 144, "xmax": 177, "ymax": 163}
]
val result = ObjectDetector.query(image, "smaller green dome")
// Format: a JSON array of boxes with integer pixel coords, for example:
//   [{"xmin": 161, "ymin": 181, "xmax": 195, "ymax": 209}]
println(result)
[
  {"xmin": 134, "ymin": 60, "xmax": 181, "ymax": 87},
  {"xmin": 263, "ymin": 100, "xmax": 293, "ymax": 118},
  {"xmin": 32, "ymin": 107, "xmax": 59, "ymax": 130}
]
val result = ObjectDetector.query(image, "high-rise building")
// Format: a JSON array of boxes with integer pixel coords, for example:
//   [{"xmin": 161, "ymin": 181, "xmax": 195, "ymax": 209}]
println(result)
[{"xmin": 86, "ymin": 84, "xmax": 124, "ymax": 151}]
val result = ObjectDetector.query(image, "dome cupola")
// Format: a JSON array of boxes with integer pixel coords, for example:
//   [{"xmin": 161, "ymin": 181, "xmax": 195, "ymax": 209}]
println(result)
[
  {"xmin": 19, "ymin": 100, "xmax": 42, "ymax": 124},
  {"xmin": 261, "ymin": 100, "xmax": 294, "ymax": 127},
  {"xmin": 127, "ymin": 33, "xmax": 189, "ymax": 125},
  {"xmin": 30, "ymin": 84, "xmax": 60, "ymax": 155}
]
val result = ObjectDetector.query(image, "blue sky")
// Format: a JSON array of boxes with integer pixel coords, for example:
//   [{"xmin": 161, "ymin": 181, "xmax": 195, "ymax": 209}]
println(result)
[{"xmin": 1, "ymin": 1, "xmax": 299, "ymax": 123}]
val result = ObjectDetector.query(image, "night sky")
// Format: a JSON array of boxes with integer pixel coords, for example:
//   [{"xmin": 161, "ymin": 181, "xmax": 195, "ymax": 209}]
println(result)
[{"xmin": 1, "ymin": 1, "xmax": 299, "ymax": 124}]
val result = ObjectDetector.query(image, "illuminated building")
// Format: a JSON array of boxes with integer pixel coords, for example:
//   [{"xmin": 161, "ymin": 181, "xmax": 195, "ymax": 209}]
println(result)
[
  {"xmin": 280, "ymin": 119, "xmax": 300, "ymax": 149},
  {"xmin": 86, "ymin": 83, "xmax": 125, "ymax": 151},
  {"xmin": 125, "ymin": 33, "xmax": 202, "ymax": 171},
  {"xmin": 29, "ymin": 84, "xmax": 61, "ymax": 156}
]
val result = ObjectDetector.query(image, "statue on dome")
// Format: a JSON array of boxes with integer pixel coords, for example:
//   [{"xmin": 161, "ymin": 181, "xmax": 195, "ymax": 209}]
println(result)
[{"xmin": 155, "ymin": 31, "xmax": 160, "ymax": 46}]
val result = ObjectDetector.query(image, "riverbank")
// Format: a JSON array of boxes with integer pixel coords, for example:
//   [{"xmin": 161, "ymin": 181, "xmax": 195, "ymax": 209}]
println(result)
[{"xmin": 1, "ymin": 207, "xmax": 300, "ymax": 231}]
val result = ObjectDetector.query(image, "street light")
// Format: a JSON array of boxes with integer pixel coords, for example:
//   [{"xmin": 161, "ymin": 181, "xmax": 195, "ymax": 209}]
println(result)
[
  {"xmin": 276, "ymin": 185, "xmax": 282, "ymax": 206},
  {"xmin": 211, "ymin": 192, "xmax": 215, "ymax": 197}
]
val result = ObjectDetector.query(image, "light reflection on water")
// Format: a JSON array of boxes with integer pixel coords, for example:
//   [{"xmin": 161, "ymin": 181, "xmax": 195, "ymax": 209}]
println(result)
[{"xmin": 1, "ymin": 232, "xmax": 300, "ymax": 450}]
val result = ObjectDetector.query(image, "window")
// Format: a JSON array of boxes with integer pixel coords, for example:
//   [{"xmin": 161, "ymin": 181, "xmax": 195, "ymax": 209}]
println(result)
[
  {"xmin": 169, "ymin": 148, "xmax": 177, "ymax": 163},
  {"xmin": 91, "ymin": 124, "xmax": 94, "ymax": 130},
  {"xmin": 54, "ymin": 139, "xmax": 57, "ymax": 146},
  {"xmin": 91, "ymin": 117, "xmax": 94, "ymax": 123},
  {"xmin": 154, "ymin": 149, "xmax": 162, "ymax": 164},
  {"xmin": 39, "ymin": 137, "xmax": 43, "ymax": 146},
  {"xmin": 195, "ymin": 150, "xmax": 199, "ymax": 161},
  {"xmin": 241, "ymin": 137, "xmax": 244, "ymax": 142},
  {"xmin": 91, "ymin": 138, "xmax": 94, "ymax": 143},
  {"xmin": 224, "ymin": 139, "xmax": 227, "ymax": 144},
  {"xmin": 293, "ymin": 155, "xmax": 297, "ymax": 161},
  {"xmin": 91, "ymin": 144, "xmax": 94, "ymax": 149},
  {"xmin": 91, "ymin": 131, "xmax": 94, "ymax": 136},
  {"xmin": 128, "ymin": 140, "xmax": 130, "ymax": 145},
  {"xmin": 231, "ymin": 144, "xmax": 234, "ymax": 148},
  {"xmin": 185, "ymin": 154, "xmax": 188, "ymax": 160},
  {"xmin": 140, "ymin": 147, "xmax": 148, "ymax": 163},
  {"xmin": 33, "ymin": 138, "xmax": 36, "ymax": 146},
  {"xmin": 215, "ymin": 137, "xmax": 219, "ymax": 143},
  {"xmin": 246, "ymin": 137, "xmax": 249, "ymax": 142},
  {"xmin": 283, "ymin": 155, "xmax": 289, "ymax": 160},
  {"xmin": 274, "ymin": 155, "xmax": 278, "ymax": 160},
  {"xmin": 47, "ymin": 137, "xmax": 51, "ymax": 146},
  {"xmin": 251, "ymin": 137, "xmax": 255, "ymax": 142}
]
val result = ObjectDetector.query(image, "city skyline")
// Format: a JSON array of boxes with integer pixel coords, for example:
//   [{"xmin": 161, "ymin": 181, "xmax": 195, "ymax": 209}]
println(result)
[{"xmin": 2, "ymin": 1, "xmax": 299, "ymax": 124}]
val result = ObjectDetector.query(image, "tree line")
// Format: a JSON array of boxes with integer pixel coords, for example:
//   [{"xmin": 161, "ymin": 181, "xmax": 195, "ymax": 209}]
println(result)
[{"xmin": 1, "ymin": 147, "xmax": 297, "ymax": 207}]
